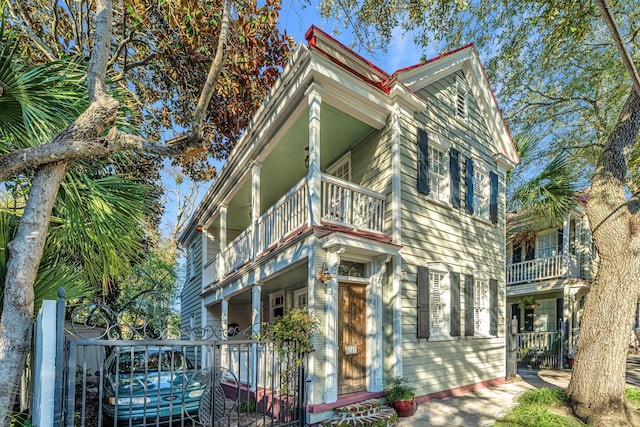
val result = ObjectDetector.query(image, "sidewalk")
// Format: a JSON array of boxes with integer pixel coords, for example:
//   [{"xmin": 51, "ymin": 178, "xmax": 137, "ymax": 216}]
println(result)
[{"xmin": 396, "ymin": 369, "xmax": 571, "ymax": 427}]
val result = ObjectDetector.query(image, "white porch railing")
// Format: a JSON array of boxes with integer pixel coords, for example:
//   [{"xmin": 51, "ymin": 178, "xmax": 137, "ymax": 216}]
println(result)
[
  {"xmin": 507, "ymin": 255, "xmax": 571, "ymax": 285},
  {"xmin": 224, "ymin": 228, "xmax": 252, "ymax": 273},
  {"xmin": 203, "ymin": 175, "xmax": 387, "ymax": 286},
  {"xmin": 257, "ymin": 177, "xmax": 308, "ymax": 254},
  {"xmin": 321, "ymin": 173, "xmax": 386, "ymax": 233}
]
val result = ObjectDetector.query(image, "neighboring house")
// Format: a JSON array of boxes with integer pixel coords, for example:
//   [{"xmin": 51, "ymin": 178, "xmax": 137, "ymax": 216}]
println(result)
[
  {"xmin": 505, "ymin": 198, "xmax": 596, "ymax": 354},
  {"xmin": 179, "ymin": 26, "xmax": 518, "ymax": 424}
]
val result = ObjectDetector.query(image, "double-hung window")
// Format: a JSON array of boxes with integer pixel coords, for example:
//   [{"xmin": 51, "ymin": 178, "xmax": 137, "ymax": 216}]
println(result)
[
  {"xmin": 188, "ymin": 241, "xmax": 197, "ymax": 278},
  {"xmin": 270, "ymin": 291, "xmax": 285, "ymax": 320},
  {"xmin": 474, "ymin": 279, "xmax": 490, "ymax": 336},
  {"xmin": 537, "ymin": 231, "xmax": 557, "ymax": 258},
  {"xmin": 429, "ymin": 145, "xmax": 449, "ymax": 202},
  {"xmin": 473, "ymin": 165, "xmax": 490, "ymax": 221},
  {"xmin": 430, "ymin": 270, "xmax": 450, "ymax": 339}
]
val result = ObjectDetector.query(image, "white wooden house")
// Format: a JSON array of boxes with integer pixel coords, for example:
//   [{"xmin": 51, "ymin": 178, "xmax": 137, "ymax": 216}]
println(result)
[
  {"xmin": 506, "ymin": 199, "xmax": 596, "ymax": 356},
  {"xmin": 179, "ymin": 26, "xmax": 518, "ymax": 424}
]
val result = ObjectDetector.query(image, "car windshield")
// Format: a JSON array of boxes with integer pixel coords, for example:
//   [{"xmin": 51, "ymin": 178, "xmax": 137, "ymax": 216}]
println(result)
[{"xmin": 109, "ymin": 349, "xmax": 194, "ymax": 374}]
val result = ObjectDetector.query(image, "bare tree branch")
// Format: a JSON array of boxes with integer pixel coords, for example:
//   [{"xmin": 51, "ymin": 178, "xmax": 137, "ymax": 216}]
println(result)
[
  {"xmin": 192, "ymin": 0, "xmax": 231, "ymax": 137},
  {"xmin": 6, "ymin": 1, "xmax": 56, "ymax": 61}
]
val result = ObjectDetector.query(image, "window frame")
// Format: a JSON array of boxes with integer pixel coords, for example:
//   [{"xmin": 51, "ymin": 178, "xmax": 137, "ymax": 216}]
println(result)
[
  {"xmin": 473, "ymin": 278, "xmax": 491, "ymax": 336},
  {"xmin": 428, "ymin": 266, "xmax": 451, "ymax": 341},
  {"xmin": 427, "ymin": 134, "xmax": 451, "ymax": 205},
  {"xmin": 537, "ymin": 230, "xmax": 557, "ymax": 259},
  {"xmin": 293, "ymin": 288, "xmax": 308, "ymax": 309},
  {"xmin": 269, "ymin": 290, "xmax": 285, "ymax": 320},
  {"xmin": 326, "ymin": 151, "xmax": 352, "ymax": 181},
  {"xmin": 188, "ymin": 241, "xmax": 197, "ymax": 279},
  {"xmin": 472, "ymin": 162, "xmax": 490, "ymax": 221}
]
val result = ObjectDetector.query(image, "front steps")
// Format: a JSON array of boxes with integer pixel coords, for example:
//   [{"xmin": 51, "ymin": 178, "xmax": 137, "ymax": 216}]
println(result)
[{"xmin": 319, "ymin": 399, "xmax": 398, "ymax": 427}]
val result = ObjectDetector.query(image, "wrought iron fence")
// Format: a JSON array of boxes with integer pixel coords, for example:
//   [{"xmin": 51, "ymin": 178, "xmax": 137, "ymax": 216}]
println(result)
[{"xmin": 57, "ymin": 301, "xmax": 308, "ymax": 427}]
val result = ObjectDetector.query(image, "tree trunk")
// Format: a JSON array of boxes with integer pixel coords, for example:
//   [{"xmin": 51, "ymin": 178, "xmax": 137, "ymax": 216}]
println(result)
[
  {"xmin": 0, "ymin": 161, "xmax": 71, "ymax": 427},
  {"xmin": 567, "ymin": 89, "xmax": 640, "ymax": 426}
]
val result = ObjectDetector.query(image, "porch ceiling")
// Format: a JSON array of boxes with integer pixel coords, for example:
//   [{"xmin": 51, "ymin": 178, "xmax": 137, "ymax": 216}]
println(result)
[{"xmin": 228, "ymin": 263, "xmax": 309, "ymax": 303}]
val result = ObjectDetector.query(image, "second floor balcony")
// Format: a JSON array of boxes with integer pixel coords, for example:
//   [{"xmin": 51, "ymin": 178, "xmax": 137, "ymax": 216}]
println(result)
[
  {"xmin": 506, "ymin": 254, "xmax": 579, "ymax": 285},
  {"xmin": 203, "ymin": 173, "xmax": 387, "ymax": 286}
]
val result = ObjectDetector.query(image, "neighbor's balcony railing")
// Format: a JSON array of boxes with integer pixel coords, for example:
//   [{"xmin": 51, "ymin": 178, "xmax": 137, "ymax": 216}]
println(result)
[
  {"xmin": 203, "ymin": 175, "xmax": 387, "ymax": 286},
  {"xmin": 506, "ymin": 254, "xmax": 579, "ymax": 285}
]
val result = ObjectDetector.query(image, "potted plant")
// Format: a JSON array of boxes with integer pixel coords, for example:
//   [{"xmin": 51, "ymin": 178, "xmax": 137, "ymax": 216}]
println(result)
[
  {"xmin": 384, "ymin": 376, "xmax": 416, "ymax": 417},
  {"xmin": 518, "ymin": 295, "xmax": 537, "ymax": 310}
]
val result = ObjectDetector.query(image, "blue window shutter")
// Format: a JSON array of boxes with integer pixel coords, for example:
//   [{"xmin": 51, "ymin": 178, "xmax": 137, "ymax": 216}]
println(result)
[
  {"xmin": 417, "ymin": 266, "xmax": 430, "ymax": 339},
  {"xmin": 490, "ymin": 171, "xmax": 499, "ymax": 224},
  {"xmin": 417, "ymin": 129, "xmax": 430, "ymax": 195},
  {"xmin": 490, "ymin": 278, "xmax": 498, "ymax": 336},
  {"xmin": 450, "ymin": 272, "xmax": 460, "ymax": 336},
  {"xmin": 465, "ymin": 157, "xmax": 474, "ymax": 214},
  {"xmin": 465, "ymin": 274, "xmax": 475, "ymax": 336},
  {"xmin": 450, "ymin": 148, "xmax": 460, "ymax": 208}
]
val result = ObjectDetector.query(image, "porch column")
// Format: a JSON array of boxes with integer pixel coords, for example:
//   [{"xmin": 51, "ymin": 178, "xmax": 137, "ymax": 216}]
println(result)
[
  {"xmin": 390, "ymin": 105, "xmax": 403, "ymax": 245},
  {"xmin": 251, "ymin": 283, "xmax": 261, "ymax": 334},
  {"xmin": 219, "ymin": 205, "xmax": 228, "ymax": 276},
  {"xmin": 221, "ymin": 298, "xmax": 229, "ymax": 368},
  {"xmin": 306, "ymin": 87, "xmax": 321, "ymax": 227},
  {"xmin": 324, "ymin": 248, "xmax": 343, "ymax": 403},
  {"xmin": 368, "ymin": 256, "xmax": 389, "ymax": 392},
  {"xmin": 392, "ymin": 255, "xmax": 403, "ymax": 378},
  {"xmin": 561, "ymin": 215, "xmax": 570, "ymax": 277},
  {"xmin": 251, "ymin": 284, "xmax": 261, "ymax": 392},
  {"xmin": 251, "ymin": 161, "xmax": 262, "ymax": 260}
]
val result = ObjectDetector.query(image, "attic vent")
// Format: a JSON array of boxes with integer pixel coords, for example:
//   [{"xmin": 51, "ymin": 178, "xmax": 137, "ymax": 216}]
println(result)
[{"xmin": 455, "ymin": 77, "xmax": 468, "ymax": 120}]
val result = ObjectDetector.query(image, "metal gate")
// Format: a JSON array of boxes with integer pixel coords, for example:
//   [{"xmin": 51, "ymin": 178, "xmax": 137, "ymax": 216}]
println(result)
[{"xmin": 57, "ymin": 302, "xmax": 308, "ymax": 427}]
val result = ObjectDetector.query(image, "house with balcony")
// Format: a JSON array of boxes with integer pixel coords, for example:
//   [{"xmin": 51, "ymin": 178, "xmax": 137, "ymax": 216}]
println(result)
[
  {"xmin": 179, "ymin": 26, "xmax": 518, "ymax": 425},
  {"xmin": 506, "ymin": 198, "xmax": 596, "ymax": 355}
]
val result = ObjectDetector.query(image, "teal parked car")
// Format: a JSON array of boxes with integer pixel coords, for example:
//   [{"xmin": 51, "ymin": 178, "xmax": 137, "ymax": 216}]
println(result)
[{"xmin": 102, "ymin": 346, "xmax": 205, "ymax": 426}]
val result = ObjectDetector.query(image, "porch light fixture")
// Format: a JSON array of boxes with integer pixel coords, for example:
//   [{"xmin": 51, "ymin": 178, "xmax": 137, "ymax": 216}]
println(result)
[
  {"xmin": 304, "ymin": 146, "xmax": 309, "ymax": 169},
  {"xmin": 317, "ymin": 262, "xmax": 333, "ymax": 284}
]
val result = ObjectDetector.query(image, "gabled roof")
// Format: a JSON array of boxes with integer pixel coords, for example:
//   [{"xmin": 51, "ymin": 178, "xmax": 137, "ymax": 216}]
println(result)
[{"xmin": 392, "ymin": 44, "xmax": 520, "ymax": 167}]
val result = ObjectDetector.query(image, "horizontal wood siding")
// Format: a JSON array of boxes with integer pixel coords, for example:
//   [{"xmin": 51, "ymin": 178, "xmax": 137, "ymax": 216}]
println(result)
[
  {"xmin": 397, "ymin": 71, "xmax": 507, "ymax": 397},
  {"xmin": 180, "ymin": 236, "xmax": 203, "ymax": 332}
]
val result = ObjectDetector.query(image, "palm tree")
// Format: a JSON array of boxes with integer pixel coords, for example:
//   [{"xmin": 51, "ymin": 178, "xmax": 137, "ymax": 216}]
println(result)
[{"xmin": 0, "ymin": 22, "xmax": 157, "ymax": 313}]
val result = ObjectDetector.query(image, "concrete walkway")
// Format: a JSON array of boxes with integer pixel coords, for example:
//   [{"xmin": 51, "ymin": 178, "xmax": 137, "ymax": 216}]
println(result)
[{"xmin": 396, "ymin": 369, "xmax": 571, "ymax": 427}]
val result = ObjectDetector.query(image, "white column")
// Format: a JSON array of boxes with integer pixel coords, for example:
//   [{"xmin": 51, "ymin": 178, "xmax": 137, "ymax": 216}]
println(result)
[
  {"xmin": 390, "ymin": 105, "xmax": 403, "ymax": 245},
  {"xmin": 251, "ymin": 161, "xmax": 262, "ymax": 259},
  {"xmin": 561, "ymin": 215, "xmax": 570, "ymax": 277},
  {"xmin": 251, "ymin": 284, "xmax": 262, "ymax": 392},
  {"xmin": 221, "ymin": 298, "xmax": 229, "ymax": 368},
  {"xmin": 219, "ymin": 205, "xmax": 228, "ymax": 276},
  {"xmin": 368, "ymin": 256, "xmax": 389, "ymax": 392},
  {"xmin": 392, "ymin": 255, "xmax": 403, "ymax": 378},
  {"xmin": 32, "ymin": 300, "xmax": 56, "ymax": 427},
  {"xmin": 200, "ymin": 229, "xmax": 209, "ymax": 292},
  {"xmin": 306, "ymin": 88, "xmax": 322, "ymax": 226},
  {"xmin": 323, "ymin": 248, "xmax": 343, "ymax": 402}
]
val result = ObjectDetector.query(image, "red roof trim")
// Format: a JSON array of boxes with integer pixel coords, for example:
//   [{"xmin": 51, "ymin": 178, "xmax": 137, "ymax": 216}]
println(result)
[
  {"xmin": 393, "ymin": 42, "xmax": 475, "ymax": 75},
  {"xmin": 305, "ymin": 26, "xmax": 391, "ymax": 94}
]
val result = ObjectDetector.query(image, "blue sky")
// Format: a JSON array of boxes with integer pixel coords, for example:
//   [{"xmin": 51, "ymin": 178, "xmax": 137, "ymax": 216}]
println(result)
[{"xmin": 159, "ymin": 2, "xmax": 433, "ymax": 240}]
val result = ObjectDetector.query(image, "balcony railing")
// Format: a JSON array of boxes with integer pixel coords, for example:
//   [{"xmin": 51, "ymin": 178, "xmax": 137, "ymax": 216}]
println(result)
[
  {"xmin": 507, "ymin": 254, "xmax": 579, "ymax": 285},
  {"xmin": 203, "ymin": 175, "xmax": 387, "ymax": 287}
]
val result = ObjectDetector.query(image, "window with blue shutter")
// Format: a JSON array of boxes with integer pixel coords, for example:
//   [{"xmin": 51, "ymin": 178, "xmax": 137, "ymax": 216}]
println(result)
[
  {"xmin": 450, "ymin": 272, "xmax": 460, "ymax": 336},
  {"xmin": 490, "ymin": 278, "xmax": 498, "ymax": 336},
  {"xmin": 490, "ymin": 171, "xmax": 498, "ymax": 224},
  {"xmin": 450, "ymin": 148, "xmax": 460, "ymax": 208},
  {"xmin": 417, "ymin": 266, "xmax": 430, "ymax": 339},
  {"xmin": 417, "ymin": 129, "xmax": 430, "ymax": 195},
  {"xmin": 465, "ymin": 157, "xmax": 474, "ymax": 214}
]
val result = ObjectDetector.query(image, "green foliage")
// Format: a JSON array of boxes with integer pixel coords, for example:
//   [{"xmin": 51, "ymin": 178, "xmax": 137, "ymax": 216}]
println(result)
[
  {"xmin": 0, "ymin": 211, "xmax": 91, "ymax": 314},
  {"xmin": 626, "ymin": 387, "xmax": 640, "ymax": 406},
  {"xmin": 493, "ymin": 388, "xmax": 586, "ymax": 427},
  {"xmin": 239, "ymin": 398, "xmax": 257, "ymax": 413},
  {"xmin": 384, "ymin": 376, "xmax": 416, "ymax": 404},
  {"xmin": 261, "ymin": 308, "xmax": 317, "ymax": 354},
  {"xmin": 8, "ymin": 411, "xmax": 31, "ymax": 427}
]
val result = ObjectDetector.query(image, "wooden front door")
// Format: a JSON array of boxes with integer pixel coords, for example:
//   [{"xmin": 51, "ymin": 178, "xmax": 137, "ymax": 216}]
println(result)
[{"xmin": 338, "ymin": 283, "xmax": 367, "ymax": 394}]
